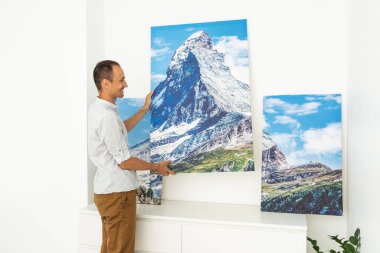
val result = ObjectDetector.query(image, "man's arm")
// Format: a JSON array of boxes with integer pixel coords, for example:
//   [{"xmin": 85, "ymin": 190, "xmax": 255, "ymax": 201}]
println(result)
[
  {"xmin": 97, "ymin": 107, "xmax": 174, "ymax": 176},
  {"xmin": 119, "ymin": 156, "xmax": 175, "ymax": 176},
  {"xmin": 124, "ymin": 91, "xmax": 152, "ymax": 132}
]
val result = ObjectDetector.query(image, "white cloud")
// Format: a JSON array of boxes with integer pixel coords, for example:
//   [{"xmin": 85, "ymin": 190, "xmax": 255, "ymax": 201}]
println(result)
[
  {"xmin": 288, "ymin": 102, "xmax": 320, "ymax": 116},
  {"xmin": 301, "ymin": 123, "xmax": 341, "ymax": 155},
  {"xmin": 127, "ymin": 98, "xmax": 145, "ymax": 107},
  {"xmin": 321, "ymin": 94, "xmax": 341, "ymax": 104},
  {"xmin": 305, "ymin": 96, "xmax": 316, "ymax": 101},
  {"xmin": 185, "ymin": 27, "xmax": 197, "ymax": 32},
  {"xmin": 214, "ymin": 36, "xmax": 250, "ymax": 84},
  {"xmin": 306, "ymin": 94, "xmax": 341, "ymax": 104},
  {"xmin": 271, "ymin": 133, "xmax": 297, "ymax": 151},
  {"xmin": 151, "ymin": 47, "xmax": 171, "ymax": 59},
  {"xmin": 278, "ymin": 147, "xmax": 318, "ymax": 166},
  {"xmin": 265, "ymin": 108, "xmax": 277, "ymax": 114},
  {"xmin": 264, "ymin": 98, "xmax": 286, "ymax": 108},
  {"xmin": 274, "ymin": 115, "xmax": 300, "ymax": 130},
  {"xmin": 152, "ymin": 37, "xmax": 172, "ymax": 60},
  {"xmin": 151, "ymin": 73, "xmax": 166, "ymax": 83},
  {"xmin": 153, "ymin": 37, "xmax": 169, "ymax": 47},
  {"xmin": 286, "ymin": 150, "xmax": 309, "ymax": 166},
  {"xmin": 326, "ymin": 106, "xmax": 340, "ymax": 110},
  {"xmin": 264, "ymin": 98, "xmax": 320, "ymax": 116},
  {"xmin": 263, "ymin": 115, "xmax": 270, "ymax": 129}
]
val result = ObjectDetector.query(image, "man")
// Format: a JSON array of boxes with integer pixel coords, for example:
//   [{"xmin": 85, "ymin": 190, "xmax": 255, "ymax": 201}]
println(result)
[{"xmin": 88, "ymin": 60, "xmax": 175, "ymax": 253}]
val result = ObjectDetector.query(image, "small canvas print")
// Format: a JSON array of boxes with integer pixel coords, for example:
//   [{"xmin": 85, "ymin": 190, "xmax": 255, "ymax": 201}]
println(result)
[
  {"xmin": 261, "ymin": 94, "xmax": 343, "ymax": 215},
  {"xmin": 150, "ymin": 19, "xmax": 254, "ymax": 173},
  {"xmin": 116, "ymin": 98, "xmax": 162, "ymax": 205}
]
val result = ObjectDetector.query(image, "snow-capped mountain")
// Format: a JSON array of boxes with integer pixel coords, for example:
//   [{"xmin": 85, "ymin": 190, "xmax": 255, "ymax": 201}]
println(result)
[
  {"xmin": 151, "ymin": 31, "xmax": 250, "ymax": 130},
  {"xmin": 150, "ymin": 31, "xmax": 253, "ymax": 168},
  {"xmin": 262, "ymin": 132, "xmax": 289, "ymax": 178}
]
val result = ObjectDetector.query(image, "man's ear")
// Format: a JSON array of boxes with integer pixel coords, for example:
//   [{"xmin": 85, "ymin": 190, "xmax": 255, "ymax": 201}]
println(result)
[{"xmin": 101, "ymin": 79, "xmax": 110, "ymax": 90}]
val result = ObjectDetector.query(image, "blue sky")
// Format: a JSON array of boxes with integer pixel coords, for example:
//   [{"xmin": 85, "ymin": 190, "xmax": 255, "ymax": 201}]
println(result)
[
  {"xmin": 263, "ymin": 94, "xmax": 342, "ymax": 170},
  {"xmin": 116, "ymin": 98, "xmax": 150, "ymax": 147},
  {"xmin": 151, "ymin": 19, "xmax": 249, "ymax": 89}
]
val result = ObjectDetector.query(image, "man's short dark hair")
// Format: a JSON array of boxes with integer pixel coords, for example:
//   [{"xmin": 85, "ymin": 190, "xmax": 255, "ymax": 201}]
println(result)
[{"xmin": 93, "ymin": 60, "xmax": 120, "ymax": 91}]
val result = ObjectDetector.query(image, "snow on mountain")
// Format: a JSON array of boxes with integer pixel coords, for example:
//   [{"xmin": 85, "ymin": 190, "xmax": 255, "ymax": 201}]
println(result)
[
  {"xmin": 151, "ymin": 31, "xmax": 251, "ymax": 130},
  {"xmin": 262, "ymin": 131, "xmax": 276, "ymax": 151},
  {"xmin": 261, "ymin": 132, "xmax": 289, "ymax": 178},
  {"xmin": 190, "ymin": 32, "xmax": 251, "ymax": 114},
  {"xmin": 150, "ymin": 135, "xmax": 192, "ymax": 157},
  {"xmin": 150, "ymin": 31, "xmax": 253, "ymax": 165},
  {"xmin": 151, "ymin": 118, "xmax": 201, "ymax": 142},
  {"xmin": 188, "ymin": 116, "xmax": 253, "ymax": 155},
  {"xmin": 158, "ymin": 31, "xmax": 250, "ymax": 114},
  {"xmin": 131, "ymin": 139, "xmax": 150, "ymax": 161}
]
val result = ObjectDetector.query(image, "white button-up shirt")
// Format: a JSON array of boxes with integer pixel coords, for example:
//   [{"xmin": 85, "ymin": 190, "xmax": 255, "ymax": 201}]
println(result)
[{"xmin": 88, "ymin": 97, "xmax": 139, "ymax": 194}]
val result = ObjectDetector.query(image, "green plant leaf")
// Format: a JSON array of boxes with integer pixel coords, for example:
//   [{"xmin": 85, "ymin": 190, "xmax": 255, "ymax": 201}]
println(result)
[
  {"xmin": 314, "ymin": 227, "xmax": 361, "ymax": 253},
  {"xmin": 343, "ymin": 243, "xmax": 355, "ymax": 253},
  {"xmin": 354, "ymin": 228, "xmax": 360, "ymax": 238},
  {"xmin": 329, "ymin": 235, "xmax": 344, "ymax": 246},
  {"xmin": 349, "ymin": 236, "xmax": 358, "ymax": 246},
  {"xmin": 307, "ymin": 236, "xmax": 324, "ymax": 253},
  {"xmin": 307, "ymin": 237, "xmax": 317, "ymax": 245}
]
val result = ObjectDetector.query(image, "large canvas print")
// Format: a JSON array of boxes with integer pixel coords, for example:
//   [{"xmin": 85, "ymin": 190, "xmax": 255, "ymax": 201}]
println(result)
[
  {"xmin": 150, "ymin": 19, "xmax": 254, "ymax": 173},
  {"xmin": 261, "ymin": 94, "xmax": 343, "ymax": 215},
  {"xmin": 116, "ymin": 98, "xmax": 162, "ymax": 205}
]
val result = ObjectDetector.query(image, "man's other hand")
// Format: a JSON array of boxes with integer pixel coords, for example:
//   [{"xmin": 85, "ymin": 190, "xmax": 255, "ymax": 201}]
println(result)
[{"xmin": 155, "ymin": 160, "xmax": 175, "ymax": 176}]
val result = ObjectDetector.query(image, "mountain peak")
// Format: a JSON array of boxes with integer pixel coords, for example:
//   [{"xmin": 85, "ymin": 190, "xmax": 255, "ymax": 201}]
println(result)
[{"xmin": 184, "ymin": 30, "xmax": 212, "ymax": 49}]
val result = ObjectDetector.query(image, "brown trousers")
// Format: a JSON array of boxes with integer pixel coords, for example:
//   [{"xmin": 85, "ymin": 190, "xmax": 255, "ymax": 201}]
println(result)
[{"xmin": 94, "ymin": 190, "xmax": 137, "ymax": 253}]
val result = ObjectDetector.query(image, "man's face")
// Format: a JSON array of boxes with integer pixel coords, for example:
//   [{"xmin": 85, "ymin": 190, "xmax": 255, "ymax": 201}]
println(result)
[{"xmin": 109, "ymin": 65, "xmax": 128, "ymax": 98}]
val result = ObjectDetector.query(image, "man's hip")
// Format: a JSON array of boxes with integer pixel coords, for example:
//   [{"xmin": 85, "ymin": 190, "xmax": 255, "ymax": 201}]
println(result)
[{"xmin": 94, "ymin": 189, "xmax": 137, "ymax": 253}]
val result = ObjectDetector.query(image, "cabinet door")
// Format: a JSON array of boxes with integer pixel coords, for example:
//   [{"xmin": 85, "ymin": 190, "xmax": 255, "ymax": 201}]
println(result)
[
  {"xmin": 79, "ymin": 245, "xmax": 100, "ymax": 253},
  {"xmin": 136, "ymin": 220, "xmax": 181, "ymax": 253},
  {"xmin": 79, "ymin": 214, "xmax": 102, "ymax": 247},
  {"xmin": 182, "ymin": 224, "xmax": 306, "ymax": 253}
]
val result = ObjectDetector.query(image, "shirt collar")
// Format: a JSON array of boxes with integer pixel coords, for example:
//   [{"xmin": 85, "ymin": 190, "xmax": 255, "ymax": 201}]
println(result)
[{"xmin": 96, "ymin": 97, "xmax": 117, "ymax": 110}]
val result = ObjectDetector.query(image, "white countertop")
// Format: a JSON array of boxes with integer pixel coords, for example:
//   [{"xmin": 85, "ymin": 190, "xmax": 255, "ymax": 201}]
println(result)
[{"xmin": 81, "ymin": 200, "xmax": 307, "ymax": 231}]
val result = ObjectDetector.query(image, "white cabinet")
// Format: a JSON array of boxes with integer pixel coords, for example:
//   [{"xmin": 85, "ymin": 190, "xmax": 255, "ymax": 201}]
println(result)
[
  {"xmin": 135, "ymin": 220, "xmax": 181, "ymax": 253},
  {"xmin": 182, "ymin": 224, "xmax": 306, "ymax": 253},
  {"xmin": 78, "ymin": 213, "xmax": 102, "ymax": 247},
  {"xmin": 79, "ymin": 200, "xmax": 307, "ymax": 253},
  {"xmin": 78, "ymin": 245, "xmax": 100, "ymax": 253}
]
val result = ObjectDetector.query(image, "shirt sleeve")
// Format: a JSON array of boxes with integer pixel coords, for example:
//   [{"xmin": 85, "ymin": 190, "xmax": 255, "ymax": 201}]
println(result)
[{"xmin": 98, "ymin": 113, "xmax": 132, "ymax": 165}]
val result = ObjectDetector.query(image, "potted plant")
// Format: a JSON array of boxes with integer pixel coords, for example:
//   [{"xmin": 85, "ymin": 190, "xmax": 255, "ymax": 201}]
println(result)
[{"xmin": 307, "ymin": 228, "xmax": 361, "ymax": 253}]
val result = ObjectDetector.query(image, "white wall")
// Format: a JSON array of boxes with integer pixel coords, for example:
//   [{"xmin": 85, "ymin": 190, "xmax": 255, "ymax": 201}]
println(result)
[
  {"xmin": 348, "ymin": 0, "xmax": 380, "ymax": 252},
  {"xmin": 0, "ymin": 0, "xmax": 87, "ymax": 253},
  {"xmin": 87, "ymin": 0, "xmax": 106, "ymax": 204},
  {"xmin": 2, "ymin": 1, "xmax": 377, "ymax": 253},
  {"xmin": 100, "ymin": 0, "xmax": 348, "ymax": 252}
]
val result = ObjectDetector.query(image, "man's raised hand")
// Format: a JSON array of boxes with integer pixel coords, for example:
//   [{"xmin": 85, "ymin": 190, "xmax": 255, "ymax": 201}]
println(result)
[{"xmin": 142, "ymin": 91, "xmax": 154, "ymax": 112}]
